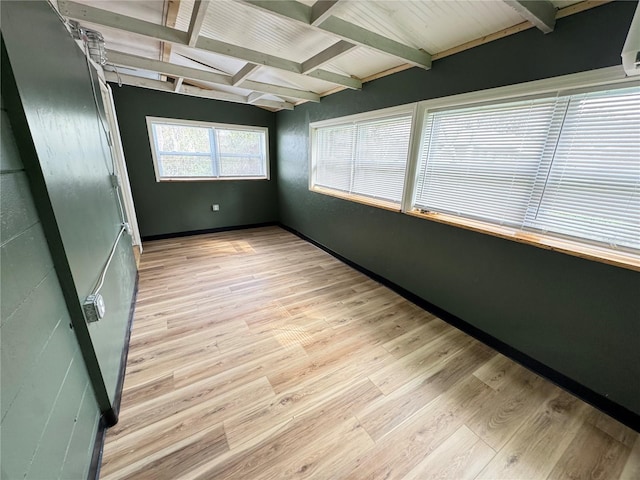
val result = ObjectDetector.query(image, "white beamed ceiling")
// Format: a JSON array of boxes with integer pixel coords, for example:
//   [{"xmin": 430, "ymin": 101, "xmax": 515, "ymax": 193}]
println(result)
[{"xmin": 58, "ymin": 0, "xmax": 590, "ymax": 110}]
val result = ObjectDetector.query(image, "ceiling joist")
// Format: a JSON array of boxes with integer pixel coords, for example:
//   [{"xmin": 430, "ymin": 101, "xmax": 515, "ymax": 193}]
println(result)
[
  {"xmin": 240, "ymin": 0, "xmax": 432, "ymax": 69},
  {"xmin": 58, "ymin": 0, "xmax": 361, "ymax": 90},
  {"xmin": 232, "ymin": 63, "xmax": 261, "ymax": 85},
  {"xmin": 104, "ymin": 71, "xmax": 294, "ymax": 110},
  {"xmin": 503, "ymin": 0, "xmax": 556, "ymax": 33},
  {"xmin": 106, "ymin": 50, "xmax": 321, "ymax": 102},
  {"xmin": 310, "ymin": 1, "xmax": 342, "ymax": 27},
  {"xmin": 187, "ymin": 0, "xmax": 210, "ymax": 46},
  {"xmin": 301, "ymin": 40, "xmax": 357, "ymax": 74}
]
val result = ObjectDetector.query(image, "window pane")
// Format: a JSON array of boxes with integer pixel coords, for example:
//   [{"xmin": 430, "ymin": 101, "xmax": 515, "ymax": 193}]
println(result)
[
  {"xmin": 527, "ymin": 87, "xmax": 640, "ymax": 250},
  {"xmin": 313, "ymin": 114, "xmax": 411, "ymax": 204},
  {"xmin": 415, "ymin": 97, "xmax": 565, "ymax": 226},
  {"xmin": 353, "ymin": 116, "xmax": 411, "ymax": 203},
  {"xmin": 315, "ymin": 124, "xmax": 354, "ymax": 193},
  {"xmin": 159, "ymin": 155, "xmax": 213, "ymax": 177},
  {"xmin": 216, "ymin": 129, "xmax": 266, "ymax": 176},
  {"xmin": 154, "ymin": 124, "xmax": 211, "ymax": 153}
]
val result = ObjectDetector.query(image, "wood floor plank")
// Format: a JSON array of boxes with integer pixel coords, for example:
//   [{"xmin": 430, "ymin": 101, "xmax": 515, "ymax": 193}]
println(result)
[
  {"xmin": 476, "ymin": 390, "xmax": 588, "ymax": 480},
  {"xmin": 465, "ymin": 367, "xmax": 555, "ymax": 450},
  {"xmin": 402, "ymin": 425, "xmax": 496, "ymax": 480},
  {"xmin": 357, "ymin": 340, "xmax": 495, "ymax": 441},
  {"xmin": 341, "ymin": 375, "xmax": 496, "ymax": 480},
  {"xmin": 184, "ymin": 379, "xmax": 382, "ymax": 480},
  {"xmin": 620, "ymin": 435, "xmax": 640, "ymax": 480},
  {"xmin": 100, "ymin": 227, "xmax": 638, "ymax": 480},
  {"xmin": 546, "ymin": 422, "xmax": 630, "ymax": 480}
]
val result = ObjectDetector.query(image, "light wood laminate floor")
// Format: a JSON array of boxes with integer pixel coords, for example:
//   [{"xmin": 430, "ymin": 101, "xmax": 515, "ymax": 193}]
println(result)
[{"xmin": 101, "ymin": 226, "xmax": 639, "ymax": 480}]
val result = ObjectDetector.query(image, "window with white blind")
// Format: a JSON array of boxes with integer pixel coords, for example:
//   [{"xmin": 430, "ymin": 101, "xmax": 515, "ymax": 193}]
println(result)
[
  {"xmin": 310, "ymin": 106, "xmax": 413, "ymax": 208},
  {"xmin": 146, "ymin": 117, "xmax": 268, "ymax": 181},
  {"xmin": 414, "ymin": 85, "xmax": 640, "ymax": 252}
]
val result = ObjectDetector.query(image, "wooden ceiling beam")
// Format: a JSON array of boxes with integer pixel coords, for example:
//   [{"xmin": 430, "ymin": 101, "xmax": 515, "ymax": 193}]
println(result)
[
  {"xmin": 241, "ymin": 0, "xmax": 431, "ymax": 69},
  {"xmin": 106, "ymin": 50, "xmax": 321, "ymax": 102},
  {"xmin": 503, "ymin": 0, "xmax": 556, "ymax": 33},
  {"xmin": 58, "ymin": 0, "xmax": 361, "ymax": 89},
  {"xmin": 104, "ymin": 72, "xmax": 294, "ymax": 110}
]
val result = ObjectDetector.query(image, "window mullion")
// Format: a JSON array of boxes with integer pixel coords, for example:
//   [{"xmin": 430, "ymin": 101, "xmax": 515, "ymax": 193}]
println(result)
[
  {"xmin": 349, "ymin": 123, "xmax": 357, "ymax": 194},
  {"xmin": 401, "ymin": 104, "xmax": 422, "ymax": 213},
  {"xmin": 209, "ymin": 128, "xmax": 219, "ymax": 178}
]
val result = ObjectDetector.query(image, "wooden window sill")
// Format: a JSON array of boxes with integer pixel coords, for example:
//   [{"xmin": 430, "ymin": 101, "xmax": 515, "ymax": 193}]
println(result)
[
  {"xmin": 310, "ymin": 186, "xmax": 402, "ymax": 213},
  {"xmin": 406, "ymin": 210, "xmax": 640, "ymax": 272}
]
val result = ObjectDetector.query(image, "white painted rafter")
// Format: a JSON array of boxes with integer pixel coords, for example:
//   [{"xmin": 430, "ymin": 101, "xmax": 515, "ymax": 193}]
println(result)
[
  {"xmin": 232, "ymin": 64, "xmax": 261, "ymax": 85},
  {"xmin": 104, "ymin": 72, "xmax": 294, "ymax": 110},
  {"xmin": 301, "ymin": 40, "xmax": 357, "ymax": 74},
  {"xmin": 247, "ymin": 92, "xmax": 268, "ymax": 103},
  {"xmin": 310, "ymin": 0, "xmax": 342, "ymax": 27},
  {"xmin": 174, "ymin": 77, "xmax": 184, "ymax": 92},
  {"xmin": 503, "ymin": 0, "xmax": 556, "ymax": 33},
  {"xmin": 187, "ymin": 0, "xmax": 210, "ymax": 47},
  {"xmin": 58, "ymin": 0, "xmax": 361, "ymax": 89},
  {"xmin": 105, "ymin": 50, "xmax": 321, "ymax": 102},
  {"xmin": 240, "ymin": 0, "xmax": 432, "ymax": 69}
]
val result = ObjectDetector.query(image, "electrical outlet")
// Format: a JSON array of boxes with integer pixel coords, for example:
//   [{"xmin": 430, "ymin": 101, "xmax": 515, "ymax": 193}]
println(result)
[
  {"xmin": 212, "ymin": 204, "xmax": 220, "ymax": 211},
  {"xmin": 83, "ymin": 293, "xmax": 106, "ymax": 323}
]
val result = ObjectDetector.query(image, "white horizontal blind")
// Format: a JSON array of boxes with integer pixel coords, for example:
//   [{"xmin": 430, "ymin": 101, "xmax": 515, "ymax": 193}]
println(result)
[
  {"xmin": 526, "ymin": 87, "xmax": 640, "ymax": 250},
  {"xmin": 315, "ymin": 124, "xmax": 355, "ymax": 193},
  {"xmin": 414, "ymin": 85, "xmax": 640, "ymax": 252},
  {"xmin": 313, "ymin": 114, "xmax": 412, "ymax": 204},
  {"xmin": 353, "ymin": 116, "xmax": 412, "ymax": 203},
  {"xmin": 415, "ymin": 97, "xmax": 567, "ymax": 226}
]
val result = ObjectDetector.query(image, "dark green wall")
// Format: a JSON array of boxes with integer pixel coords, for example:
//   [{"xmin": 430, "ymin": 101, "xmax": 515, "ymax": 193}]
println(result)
[
  {"xmin": 111, "ymin": 86, "xmax": 278, "ymax": 237},
  {"xmin": 276, "ymin": 1, "xmax": 640, "ymax": 416},
  {"xmin": 1, "ymin": 90, "xmax": 100, "ymax": 479},
  {"xmin": 2, "ymin": 0, "xmax": 136, "ymax": 417}
]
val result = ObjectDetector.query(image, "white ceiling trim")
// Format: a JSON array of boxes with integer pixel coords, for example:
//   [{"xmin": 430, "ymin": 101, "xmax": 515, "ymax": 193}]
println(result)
[
  {"xmin": 104, "ymin": 71, "xmax": 294, "ymax": 110},
  {"xmin": 58, "ymin": 0, "xmax": 362, "ymax": 90}
]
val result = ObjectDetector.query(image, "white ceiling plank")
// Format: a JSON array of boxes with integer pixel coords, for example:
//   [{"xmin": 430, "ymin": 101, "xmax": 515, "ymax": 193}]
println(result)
[
  {"xmin": 187, "ymin": 0, "xmax": 210, "ymax": 47},
  {"xmin": 233, "ymin": 64, "xmax": 261, "ymax": 85},
  {"xmin": 104, "ymin": 72, "xmax": 294, "ymax": 110},
  {"xmin": 240, "ymin": 0, "xmax": 431, "ymax": 69},
  {"xmin": 59, "ymin": 0, "xmax": 358, "ymax": 89},
  {"xmin": 106, "ymin": 49, "xmax": 320, "ymax": 102},
  {"xmin": 503, "ymin": 0, "xmax": 556, "ymax": 33},
  {"xmin": 301, "ymin": 40, "xmax": 357, "ymax": 74},
  {"xmin": 174, "ymin": 77, "xmax": 184, "ymax": 92},
  {"xmin": 310, "ymin": 1, "xmax": 343, "ymax": 26}
]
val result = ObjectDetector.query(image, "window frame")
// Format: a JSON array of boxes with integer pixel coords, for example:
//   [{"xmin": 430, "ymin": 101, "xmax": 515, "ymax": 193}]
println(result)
[
  {"xmin": 307, "ymin": 66, "xmax": 640, "ymax": 271},
  {"xmin": 146, "ymin": 116, "xmax": 270, "ymax": 182},
  {"xmin": 308, "ymin": 104, "xmax": 417, "ymax": 210}
]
